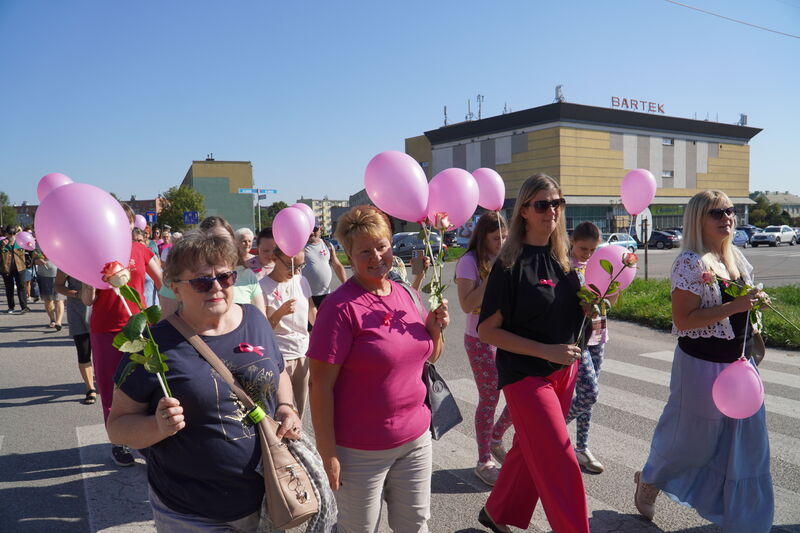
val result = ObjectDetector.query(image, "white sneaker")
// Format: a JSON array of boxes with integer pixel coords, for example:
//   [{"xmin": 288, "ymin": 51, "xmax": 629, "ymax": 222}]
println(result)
[{"xmin": 575, "ymin": 449, "xmax": 604, "ymax": 473}]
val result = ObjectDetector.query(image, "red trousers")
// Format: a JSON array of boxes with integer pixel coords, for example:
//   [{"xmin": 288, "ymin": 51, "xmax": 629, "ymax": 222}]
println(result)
[
  {"xmin": 485, "ymin": 363, "xmax": 590, "ymax": 533},
  {"xmin": 91, "ymin": 331, "xmax": 125, "ymax": 424}
]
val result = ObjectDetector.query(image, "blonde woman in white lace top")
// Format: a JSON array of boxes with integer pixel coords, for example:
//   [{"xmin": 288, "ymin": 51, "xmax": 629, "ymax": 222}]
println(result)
[{"xmin": 633, "ymin": 190, "xmax": 773, "ymax": 532}]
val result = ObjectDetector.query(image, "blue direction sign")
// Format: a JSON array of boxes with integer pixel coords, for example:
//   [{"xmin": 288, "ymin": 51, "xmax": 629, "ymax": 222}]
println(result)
[
  {"xmin": 238, "ymin": 188, "xmax": 278, "ymax": 194},
  {"xmin": 145, "ymin": 211, "xmax": 157, "ymax": 223},
  {"xmin": 183, "ymin": 211, "xmax": 199, "ymax": 225}
]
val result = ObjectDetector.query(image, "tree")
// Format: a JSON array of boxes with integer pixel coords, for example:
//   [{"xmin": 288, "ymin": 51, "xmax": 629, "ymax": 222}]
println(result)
[
  {"xmin": 257, "ymin": 201, "xmax": 289, "ymax": 230},
  {"xmin": 0, "ymin": 191, "xmax": 16, "ymax": 228},
  {"xmin": 157, "ymin": 186, "xmax": 206, "ymax": 231}
]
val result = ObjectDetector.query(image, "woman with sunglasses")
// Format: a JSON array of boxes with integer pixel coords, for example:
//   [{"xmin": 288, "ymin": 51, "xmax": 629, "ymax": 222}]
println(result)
[
  {"xmin": 107, "ymin": 231, "xmax": 303, "ymax": 531},
  {"xmin": 308, "ymin": 205, "xmax": 449, "ymax": 533},
  {"xmin": 634, "ymin": 191, "xmax": 772, "ymax": 531},
  {"xmin": 476, "ymin": 174, "xmax": 588, "ymax": 533},
  {"xmin": 260, "ymin": 247, "xmax": 316, "ymax": 418},
  {"xmin": 159, "ymin": 216, "xmax": 266, "ymax": 317}
]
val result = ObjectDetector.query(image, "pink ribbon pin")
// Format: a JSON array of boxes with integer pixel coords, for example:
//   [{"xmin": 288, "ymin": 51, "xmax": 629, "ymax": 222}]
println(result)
[
  {"xmin": 236, "ymin": 343, "xmax": 264, "ymax": 356},
  {"xmin": 539, "ymin": 279, "xmax": 555, "ymax": 287},
  {"xmin": 383, "ymin": 312, "xmax": 393, "ymax": 326}
]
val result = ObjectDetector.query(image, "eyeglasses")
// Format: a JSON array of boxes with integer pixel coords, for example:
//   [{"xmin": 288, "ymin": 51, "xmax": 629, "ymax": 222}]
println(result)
[
  {"xmin": 708, "ymin": 207, "xmax": 735, "ymax": 220},
  {"xmin": 527, "ymin": 198, "xmax": 566, "ymax": 213},
  {"xmin": 175, "ymin": 270, "xmax": 238, "ymax": 293},
  {"xmin": 279, "ymin": 257, "xmax": 305, "ymax": 271}
]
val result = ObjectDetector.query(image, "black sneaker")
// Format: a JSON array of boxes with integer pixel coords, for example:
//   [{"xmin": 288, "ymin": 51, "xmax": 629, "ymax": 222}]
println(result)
[
  {"xmin": 19, "ymin": 308, "xmax": 31, "ymax": 314},
  {"xmin": 111, "ymin": 445, "xmax": 135, "ymax": 467}
]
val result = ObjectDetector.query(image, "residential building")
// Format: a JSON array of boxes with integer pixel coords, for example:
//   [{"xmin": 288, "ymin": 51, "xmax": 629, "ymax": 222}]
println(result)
[
  {"xmin": 181, "ymin": 157, "xmax": 255, "ymax": 230},
  {"xmin": 297, "ymin": 196, "xmax": 348, "ymax": 234},
  {"xmin": 754, "ymin": 191, "xmax": 800, "ymax": 218}
]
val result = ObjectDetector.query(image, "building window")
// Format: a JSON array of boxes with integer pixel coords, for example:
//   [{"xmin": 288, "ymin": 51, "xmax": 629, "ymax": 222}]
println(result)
[
  {"xmin": 662, "ymin": 138, "xmax": 674, "ymax": 145},
  {"xmin": 662, "ymin": 170, "xmax": 674, "ymax": 179}
]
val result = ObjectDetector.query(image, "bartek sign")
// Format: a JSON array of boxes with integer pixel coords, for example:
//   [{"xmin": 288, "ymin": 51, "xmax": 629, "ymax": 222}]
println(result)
[{"xmin": 611, "ymin": 97, "xmax": 665, "ymax": 114}]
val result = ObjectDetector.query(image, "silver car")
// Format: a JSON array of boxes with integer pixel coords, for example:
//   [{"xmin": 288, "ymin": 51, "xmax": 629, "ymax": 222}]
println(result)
[{"xmin": 750, "ymin": 225, "xmax": 797, "ymax": 247}]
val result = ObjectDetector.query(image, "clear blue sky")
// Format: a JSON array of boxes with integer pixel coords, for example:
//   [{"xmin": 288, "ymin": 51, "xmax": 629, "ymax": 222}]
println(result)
[{"xmin": 1, "ymin": 0, "xmax": 798, "ymax": 207}]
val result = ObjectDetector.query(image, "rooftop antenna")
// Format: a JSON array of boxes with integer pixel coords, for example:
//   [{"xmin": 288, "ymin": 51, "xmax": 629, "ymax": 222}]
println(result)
[
  {"xmin": 443, "ymin": 105, "xmax": 448, "ymax": 126},
  {"xmin": 555, "ymin": 84, "xmax": 565, "ymax": 103},
  {"xmin": 503, "ymin": 102, "xmax": 509, "ymax": 114},
  {"xmin": 738, "ymin": 113, "xmax": 748, "ymax": 126},
  {"xmin": 477, "ymin": 94, "xmax": 484, "ymax": 120},
  {"xmin": 466, "ymin": 99, "xmax": 474, "ymax": 121}
]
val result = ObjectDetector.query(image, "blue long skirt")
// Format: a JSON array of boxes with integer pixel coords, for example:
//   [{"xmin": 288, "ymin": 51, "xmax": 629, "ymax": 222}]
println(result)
[{"xmin": 641, "ymin": 345, "xmax": 773, "ymax": 532}]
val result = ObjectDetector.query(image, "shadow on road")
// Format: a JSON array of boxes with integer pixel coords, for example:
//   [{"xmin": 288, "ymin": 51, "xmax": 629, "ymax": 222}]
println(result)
[
  {"xmin": 432, "ymin": 468, "xmax": 489, "ymax": 495},
  {"xmin": 0, "ymin": 445, "xmax": 151, "ymax": 533},
  {"xmin": 0, "ymin": 382, "xmax": 86, "ymax": 407}
]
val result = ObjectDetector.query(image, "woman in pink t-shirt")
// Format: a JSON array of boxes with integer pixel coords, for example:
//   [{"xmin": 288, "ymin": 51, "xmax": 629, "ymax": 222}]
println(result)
[
  {"xmin": 455, "ymin": 211, "xmax": 512, "ymax": 487},
  {"xmin": 308, "ymin": 205, "xmax": 449, "ymax": 533}
]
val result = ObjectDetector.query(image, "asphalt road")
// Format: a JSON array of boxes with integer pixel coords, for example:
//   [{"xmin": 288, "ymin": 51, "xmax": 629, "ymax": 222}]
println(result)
[{"xmin": 1, "ymin": 253, "xmax": 798, "ymax": 532}]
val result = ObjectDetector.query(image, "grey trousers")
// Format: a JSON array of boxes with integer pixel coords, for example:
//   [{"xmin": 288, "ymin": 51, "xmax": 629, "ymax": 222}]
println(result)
[
  {"xmin": 149, "ymin": 486, "xmax": 261, "ymax": 532},
  {"xmin": 335, "ymin": 431, "xmax": 432, "ymax": 533}
]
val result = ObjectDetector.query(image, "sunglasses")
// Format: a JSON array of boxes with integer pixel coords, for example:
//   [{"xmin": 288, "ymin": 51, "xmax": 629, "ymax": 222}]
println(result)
[
  {"xmin": 708, "ymin": 207, "xmax": 735, "ymax": 220},
  {"xmin": 176, "ymin": 270, "xmax": 238, "ymax": 293},
  {"xmin": 527, "ymin": 198, "xmax": 566, "ymax": 213}
]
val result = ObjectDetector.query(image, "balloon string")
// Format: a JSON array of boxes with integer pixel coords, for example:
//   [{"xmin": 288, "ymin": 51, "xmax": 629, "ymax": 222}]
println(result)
[
  {"xmin": 291, "ymin": 257, "xmax": 297, "ymax": 332},
  {"xmin": 741, "ymin": 309, "xmax": 750, "ymax": 361},
  {"xmin": 498, "ymin": 210, "xmax": 504, "ymax": 248}
]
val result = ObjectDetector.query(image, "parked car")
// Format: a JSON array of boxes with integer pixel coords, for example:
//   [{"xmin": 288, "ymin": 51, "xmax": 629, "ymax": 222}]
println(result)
[
  {"xmin": 736, "ymin": 225, "xmax": 763, "ymax": 243},
  {"xmin": 661, "ymin": 229, "xmax": 683, "ymax": 247},
  {"xmin": 794, "ymin": 227, "xmax": 800, "ymax": 239},
  {"xmin": 597, "ymin": 233, "xmax": 638, "ymax": 253},
  {"xmin": 391, "ymin": 231, "xmax": 445, "ymax": 262},
  {"xmin": 443, "ymin": 230, "xmax": 458, "ymax": 247},
  {"xmin": 750, "ymin": 225, "xmax": 797, "ymax": 247},
  {"xmin": 325, "ymin": 238, "xmax": 341, "ymax": 251},
  {"xmin": 732, "ymin": 229, "xmax": 749, "ymax": 248},
  {"xmin": 647, "ymin": 230, "xmax": 678, "ymax": 249}
]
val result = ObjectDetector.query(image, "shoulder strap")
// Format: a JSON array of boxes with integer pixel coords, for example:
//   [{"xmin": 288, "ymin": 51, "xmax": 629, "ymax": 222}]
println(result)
[
  {"xmin": 397, "ymin": 281, "xmax": 426, "ymax": 322},
  {"xmin": 165, "ymin": 314, "xmax": 257, "ymax": 412}
]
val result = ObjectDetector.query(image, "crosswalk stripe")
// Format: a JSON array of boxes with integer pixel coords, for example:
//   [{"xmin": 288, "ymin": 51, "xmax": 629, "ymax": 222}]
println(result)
[
  {"xmin": 602, "ymin": 359, "xmax": 800, "ymax": 419},
  {"xmin": 599, "ymin": 384, "xmax": 800, "ymax": 468},
  {"xmin": 76, "ymin": 423, "xmax": 153, "ymax": 532},
  {"xmin": 637, "ymin": 351, "xmax": 800, "ymax": 388}
]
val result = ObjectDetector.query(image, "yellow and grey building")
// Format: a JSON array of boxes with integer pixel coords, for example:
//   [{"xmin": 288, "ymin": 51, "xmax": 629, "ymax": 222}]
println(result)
[
  {"xmin": 181, "ymin": 158, "xmax": 255, "ymax": 230},
  {"xmin": 406, "ymin": 102, "xmax": 762, "ymax": 230}
]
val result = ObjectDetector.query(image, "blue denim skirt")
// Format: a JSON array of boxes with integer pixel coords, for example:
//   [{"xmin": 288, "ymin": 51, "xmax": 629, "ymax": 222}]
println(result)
[{"xmin": 642, "ymin": 345, "xmax": 773, "ymax": 532}]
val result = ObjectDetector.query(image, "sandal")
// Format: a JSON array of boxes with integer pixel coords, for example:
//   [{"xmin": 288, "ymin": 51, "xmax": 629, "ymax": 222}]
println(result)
[
  {"xmin": 83, "ymin": 389, "xmax": 97, "ymax": 405},
  {"xmin": 55, "ymin": 324, "xmax": 63, "ymax": 331},
  {"xmin": 48, "ymin": 321, "xmax": 56, "ymax": 328}
]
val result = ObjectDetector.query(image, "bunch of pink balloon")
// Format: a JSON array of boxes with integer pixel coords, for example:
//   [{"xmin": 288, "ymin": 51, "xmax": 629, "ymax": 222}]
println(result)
[
  {"xmin": 712, "ymin": 358, "xmax": 765, "ymax": 419},
  {"xmin": 15, "ymin": 231, "xmax": 36, "ymax": 251},
  {"xmin": 620, "ymin": 168, "xmax": 657, "ymax": 216},
  {"xmin": 584, "ymin": 245, "xmax": 637, "ymax": 296},
  {"xmin": 427, "ymin": 168, "xmax": 479, "ymax": 228},
  {"xmin": 34, "ymin": 174, "xmax": 132, "ymax": 289},
  {"xmin": 273, "ymin": 206, "xmax": 311, "ymax": 257},
  {"xmin": 134, "ymin": 214, "xmax": 147, "ymax": 231},
  {"xmin": 364, "ymin": 151, "xmax": 429, "ymax": 223},
  {"xmin": 472, "ymin": 168, "xmax": 506, "ymax": 211}
]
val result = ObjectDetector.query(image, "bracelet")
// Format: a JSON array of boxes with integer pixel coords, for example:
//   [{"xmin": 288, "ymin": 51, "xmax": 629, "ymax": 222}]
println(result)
[{"xmin": 276, "ymin": 402, "xmax": 298, "ymax": 415}]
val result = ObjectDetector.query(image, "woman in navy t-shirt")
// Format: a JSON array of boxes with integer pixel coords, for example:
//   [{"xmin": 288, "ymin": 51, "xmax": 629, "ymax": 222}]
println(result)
[
  {"xmin": 476, "ymin": 174, "xmax": 588, "ymax": 533},
  {"xmin": 107, "ymin": 231, "xmax": 302, "ymax": 531}
]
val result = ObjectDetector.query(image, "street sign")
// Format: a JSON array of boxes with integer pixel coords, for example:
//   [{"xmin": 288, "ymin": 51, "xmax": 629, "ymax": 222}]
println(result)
[
  {"xmin": 145, "ymin": 211, "xmax": 157, "ymax": 223},
  {"xmin": 239, "ymin": 188, "xmax": 278, "ymax": 194},
  {"xmin": 183, "ymin": 211, "xmax": 199, "ymax": 225},
  {"xmin": 258, "ymin": 194, "xmax": 267, "ymax": 200},
  {"xmin": 635, "ymin": 208, "xmax": 653, "ymax": 242}
]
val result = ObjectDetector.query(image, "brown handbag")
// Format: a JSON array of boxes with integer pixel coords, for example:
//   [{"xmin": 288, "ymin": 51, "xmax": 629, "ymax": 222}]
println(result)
[{"xmin": 166, "ymin": 314, "xmax": 319, "ymax": 529}]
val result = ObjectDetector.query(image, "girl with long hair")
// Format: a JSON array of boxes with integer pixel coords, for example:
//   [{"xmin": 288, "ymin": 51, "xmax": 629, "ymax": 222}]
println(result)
[
  {"xmin": 476, "ymin": 174, "xmax": 588, "ymax": 533},
  {"xmin": 455, "ymin": 211, "xmax": 512, "ymax": 486}
]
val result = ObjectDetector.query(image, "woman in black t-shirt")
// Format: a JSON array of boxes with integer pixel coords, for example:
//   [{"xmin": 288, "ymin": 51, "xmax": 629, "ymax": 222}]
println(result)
[
  {"xmin": 476, "ymin": 174, "xmax": 588, "ymax": 533},
  {"xmin": 634, "ymin": 190, "xmax": 773, "ymax": 531}
]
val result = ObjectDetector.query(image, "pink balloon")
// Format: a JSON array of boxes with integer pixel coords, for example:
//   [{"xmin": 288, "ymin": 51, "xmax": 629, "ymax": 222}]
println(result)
[
  {"xmin": 365, "ymin": 151, "xmax": 429, "ymax": 223},
  {"xmin": 620, "ymin": 168, "xmax": 657, "ymax": 216},
  {"xmin": 273, "ymin": 207, "xmax": 310, "ymax": 257},
  {"xmin": 427, "ymin": 168, "xmax": 480, "ymax": 228},
  {"xmin": 37, "ymin": 173, "xmax": 74, "ymax": 202},
  {"xmin": 291, "ymin": 203, "xmax": 316, "ymax": 233},
  {"xmin": 34, "ymin": 183, "xmax": 132, "ymax": 289},
  {"xmin": 712, "ymin": 358, "xmax": 765, "ymax": 419},
  {"xmin": 584, "ymin": 244, "xmax": 637, "ymax": 296},
  {"xmin": 16, "ymin": 231, "xmax": 36, "ymax": 251},
  {"xmin": 134, "ymin": 214, "xmax": 147, "ymax": 231},
  {"xmin": 472, "ymin": 168, "xmax": 506, "ymax": 211}
]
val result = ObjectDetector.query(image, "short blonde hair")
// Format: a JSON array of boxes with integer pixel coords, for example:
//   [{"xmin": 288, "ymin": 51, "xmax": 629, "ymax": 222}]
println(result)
[{"xmin": 335, "ymin": 205, "xmax": 392, "ymax": 256}]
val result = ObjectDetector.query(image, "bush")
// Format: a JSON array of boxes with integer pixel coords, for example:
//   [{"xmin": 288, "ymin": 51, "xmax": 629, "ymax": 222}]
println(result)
[{"xmin": 610, "ymin": 279, "xmax": 800, "ymax": 350}]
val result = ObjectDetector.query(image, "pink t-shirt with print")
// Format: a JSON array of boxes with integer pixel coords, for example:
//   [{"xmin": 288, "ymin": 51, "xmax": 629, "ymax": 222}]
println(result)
[{"xmin": 306, "ymin": 278, "xmax": 432, "ymax": 450}]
